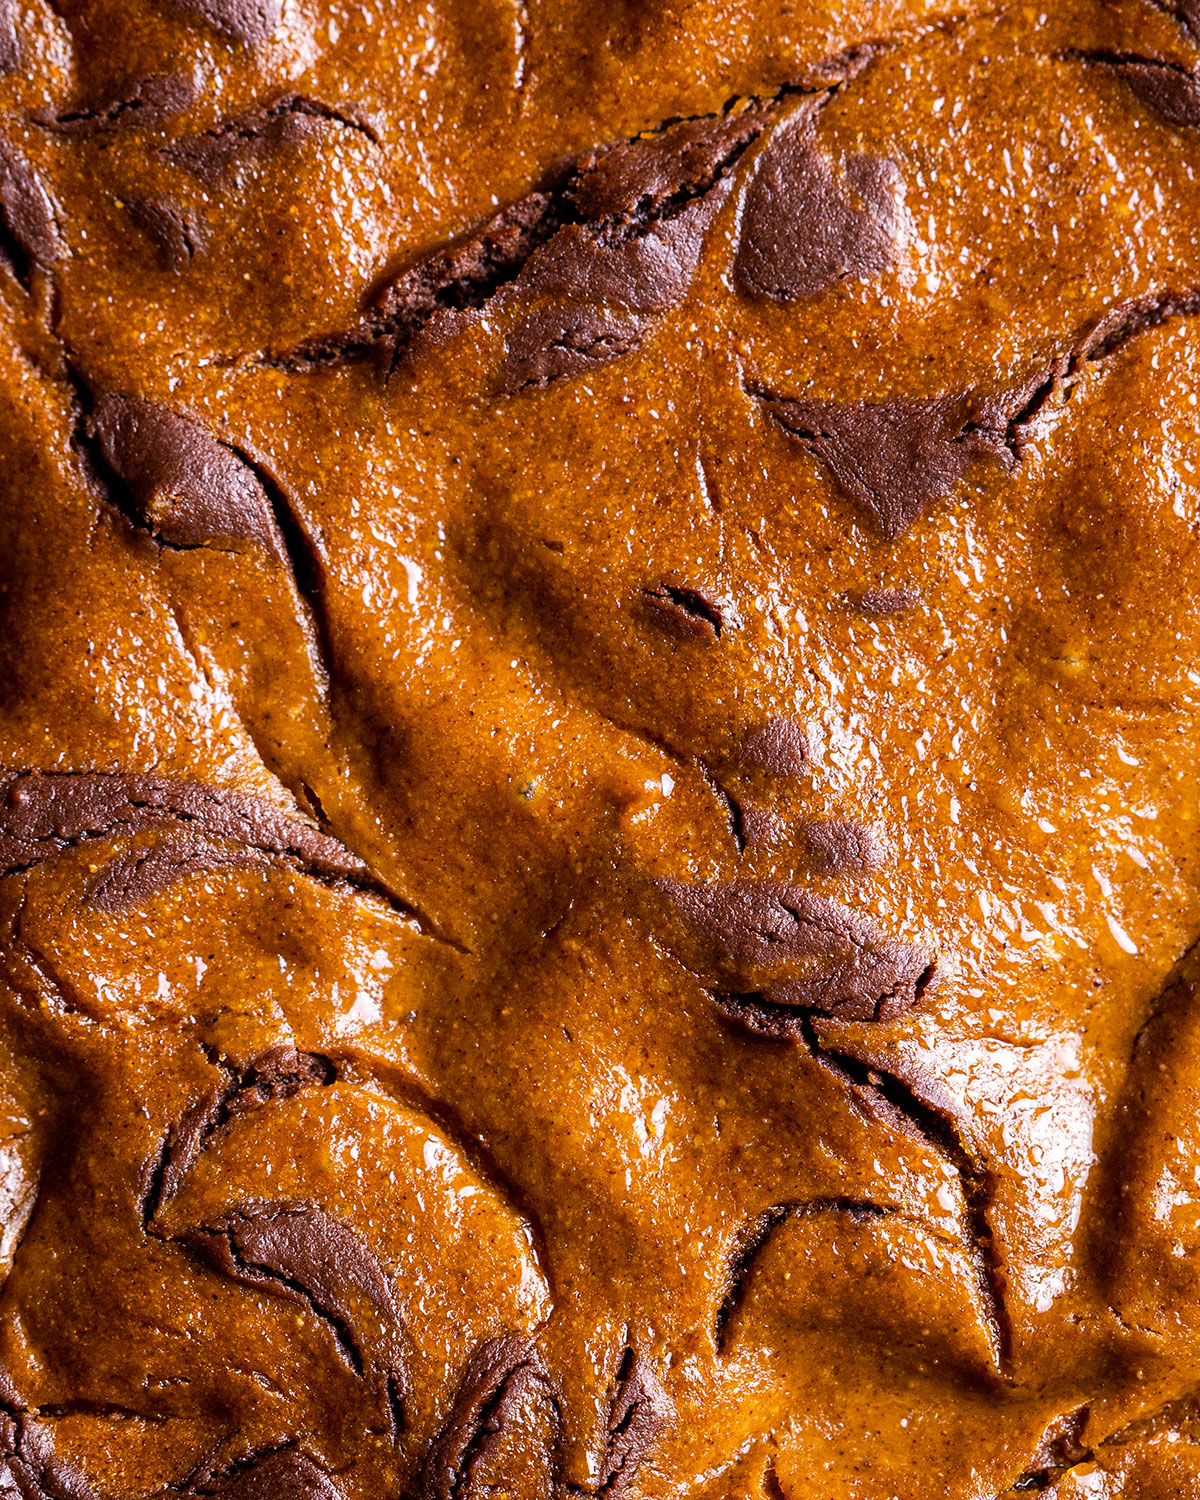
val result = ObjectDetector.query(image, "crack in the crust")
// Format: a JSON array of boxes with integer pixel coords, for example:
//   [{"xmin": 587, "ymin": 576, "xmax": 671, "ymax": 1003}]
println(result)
[
  {"xmin": 799, "ymin": 1021, "xmax": 1012, "ymax": 1376},
  {"xmin": 182, "ymin": 92, "xmax": 380, "ymax": 151},
  {"xmin": 714, "ymin": 1197, "xmax": 892, "ymax": 1351},
  {"xmin": 30, "ymin": 74, "xmax": 195, "ymax": 135}
]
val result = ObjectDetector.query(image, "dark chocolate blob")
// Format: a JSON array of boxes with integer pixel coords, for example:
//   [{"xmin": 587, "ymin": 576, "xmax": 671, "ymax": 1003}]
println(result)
[
  {"xmin": 0, "ymin": 1412, "xmax": 99, "ymax": 1500},
  {"xmin": 800, "ymin": 819, "xmax": 886, "ymax": 876},
  {"xmin": 126, "ymin": 196, "xmax": 208, "ymax": 270},
  {"xmin": 845, "ymin": 586, "xmax": 920, "ymax": 617},
  {"xmin": 421, "ymin": 1335, "xmax": 545, "ymax": 1500},
  {"xmin": 298, "ymin": 106, "xmax": 770, "ymax": 377},
  {"xmin": 89, "ymin": 393, "xmax": 282, "ymax": 555},
  {"xmin": 570, "ymin": 108, "xmax": 771, "ymax": 225},
  {"xmin": 734, "ymin": 102, "xmax": 906, "ymax": 302},
  {"xmin": 597, "ymin": 1350, "xmax": 672, "ymax": 1497},
  {"xmin": 751, "ymin": 382, "xmax": 1037, "ymax": 540},
  {"xmin": 84, "ymin": 836, "xmax": 266, "ymax": 912},
  {"xmin": 165, "ymin": 95, "xmax": 375, "ymax": 186},
  {"xmin": 168, "ymin": 0, "xmax": 282, "ymax": 46},
  {"xmin": 150, "ymin": 1048, "xmax": 335, "ymax": 1217},
  {"xmin": 1101, "ymin": 59, "xmax": 1200, "ymax": 128},
  {"xmin": 738, "ymin": 718, "xmax": 812, "ymax": 777},
  {"xmin": 190, "ymin": 1201, "xmax": 405, "ymax": 1379},
  {"xmin": 0, "ymin": 770, "xmax": 365, "ymax": 881},
  {"xmin": 0, "ymin": 145, "xmax": 60, "ymax": 282},
  {"xmin": 660, "ymin": 878, "xmax": 940, "ymax": 1024}
]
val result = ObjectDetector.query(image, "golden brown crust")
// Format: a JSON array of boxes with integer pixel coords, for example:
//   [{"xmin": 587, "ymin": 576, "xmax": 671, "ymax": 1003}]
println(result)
[{"xmin": 4, "ymin": 1, "xmax": 1200, "ymax": 1496}]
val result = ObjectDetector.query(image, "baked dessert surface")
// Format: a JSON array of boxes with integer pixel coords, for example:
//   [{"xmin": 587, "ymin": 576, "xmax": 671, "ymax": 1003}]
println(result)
[{"xmin": 3, "ymin": 0, "xmax": 1200, "ymax": 1494}]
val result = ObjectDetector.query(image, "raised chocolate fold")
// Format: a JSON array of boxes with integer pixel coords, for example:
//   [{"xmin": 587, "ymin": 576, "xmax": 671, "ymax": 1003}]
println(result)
[
  {"xmin": 596, "ymin": 1350, "xmax": 672, "ymax": 1497},
  {"xmin": 168, "ymin": 0, "xmax": 282, "ymax": 46},
  {"xmin": 165, "ymin": 95, "xmax": 378, "ymax": 186},
  {"xmin": 0, "ymin": 1407, "xmax": 99, "ymax": 1500},
  {"xmin": 0, "ymin": 770, "xmax": 364, "ymax": 881},
  {"xmin": 188, "ymin": 1200, "xmax": 407, "ymax": 1382},
  {"xmin": 0, "ymin": 145, "xmax": 60, "ymax": 282},
  {"xmin": 660, "ymin": 878, "xmax": 940, "ymax": 1027},
  {"xmin": 148, "ymin": 1047, "xmax": 337, "ymax": 1217},
  {"xmin": 34, "ymin": 73, "xmax": 196, "ymax": 135},
  {"xmin": 171, "ymin": 1447, "xmax": 348, "ymax": 1499},
  {"xmin": 1078, "ymin": 54, "xmax": 1200, "ymax": 128},
  {"xmin": 734, "ymin": 99, "xmax": 906, "ymax": 301},
  {"xmin": 88, "ymin": 393, "xmax": 284, "ymax": 555},
  {"xmin": 421, "ymin": 1335, "xmax": 548, "ymax": 1500},
  {"xmin": 289, "ymin": 104, "xmax": 771, "ymax": 379}
]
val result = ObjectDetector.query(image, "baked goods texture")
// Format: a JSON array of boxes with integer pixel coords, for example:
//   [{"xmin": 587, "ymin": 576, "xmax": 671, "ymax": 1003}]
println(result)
[{"xmin": 2, "ymin": 0, "xmax": 1200, "ymax": 1494}]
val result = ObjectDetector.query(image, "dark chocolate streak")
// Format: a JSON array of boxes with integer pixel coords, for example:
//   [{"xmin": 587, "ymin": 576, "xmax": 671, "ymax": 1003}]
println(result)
[
  {"xmin": 750, "ymin": 286, "xmax": 1200, "ymax": 539},
  {"xmin": 806, "ymin": 1032, "xmax": 1011, "ymax": 1374},
  {"xmin": 661, "ymin": 878, "xmax": 940, "ymax": 1028},
  {"xmin": 800, "ymin": 819, "xmax": 885, "ymax": 876},
  {"xmin": 844, "ymin": 585, "xmax": 919, "ymax": 616},
  {"xmin": 0, "ymin": 770, "xmax": 365, "ymax": 888},
  {"xmin": 33, "ymin": 73, "xmax": 196, "ymax": 135},
  {"xmin": 84, "ymin": 838, "xmax": 267, "ymax": 912},
  {"xmin": 169, "ymin": 1446, "xmax": 348, "ymax": 1499},
  {"xmin": 1071, "ymin": 49, "xmax": 1200, "ymax": 127},
  {"xmin": 286, "ymin": 79, "xmax": 899, "ymax": 379},
  {"xmin": 503, "ymin": 306, "xmax": 647, "ymax": 392},
  {"xmin": 187, "ymin": 1200, "xmax": 406, "ymax": 1381},
  {"xmin": 164, "ymin": 93, "xmax": 378, "ymax": 185},
  {"xmin": 145, "ymin": 1047, "xmax": 336, "ymax": 1221},
  {"xmin": 748, "ymin": 370, "xmax": 1058, "ymax": 541},
  {"xmin": 714, "ymin": 1198, "xmax": 890, "ymax": 1351},
  {"xmin": 737, "ymin": 716, "xmax": 812, "ymax": 777},
  {"xmin": 421, "ymin": 1335, "xmax": 550, "ymax": 1500},
  {"xmin": 167, "ymin": 0, "xmax": 282, "ymax": 47},
  {"xmin": 0, "ymin": 0, "xmax": 20, "ymax": 75},
  {"xmin": 596, "ymin": 1349, "xmax": 672, "ymax": 1497},
  {"xmin": 0, "ymin": 1396, "xmax": 99, "ymax": 1500},
  {"xmin": 0, "ymin": 143, "xmax": 60, "ymax": 286},
  {"xmin": 88, "ymin": 393, "xmax": 285, "ymax": 556}
]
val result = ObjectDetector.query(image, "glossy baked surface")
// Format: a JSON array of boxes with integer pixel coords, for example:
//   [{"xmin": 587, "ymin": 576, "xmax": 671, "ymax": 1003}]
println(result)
[{"xmin": 3, "ymin": 0, "xmax": 1200, "ymax": 1495}]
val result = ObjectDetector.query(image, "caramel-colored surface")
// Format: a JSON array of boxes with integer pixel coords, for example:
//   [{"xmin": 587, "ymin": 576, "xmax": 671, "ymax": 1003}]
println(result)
[{"xmin": 3, "ymin": 1, "xmax": 1200, "ymax": 1495}]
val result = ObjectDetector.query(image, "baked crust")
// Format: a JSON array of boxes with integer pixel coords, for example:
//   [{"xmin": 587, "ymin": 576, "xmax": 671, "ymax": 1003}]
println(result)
[{"xmin": 3, "ymin": 0, "xmax": 1200, "ymax": 1494}]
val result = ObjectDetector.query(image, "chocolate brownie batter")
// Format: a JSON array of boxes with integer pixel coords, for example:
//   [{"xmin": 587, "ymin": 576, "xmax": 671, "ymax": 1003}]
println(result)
[{"xmin": 3, "ymin": 0, "xmax": 1200, "ymax": 1495}]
